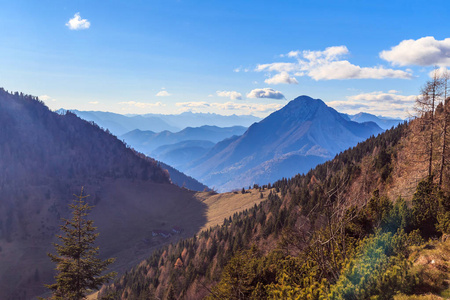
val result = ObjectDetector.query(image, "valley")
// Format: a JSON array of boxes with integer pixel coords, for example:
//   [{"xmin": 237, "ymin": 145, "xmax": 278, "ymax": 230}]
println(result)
[{"xmin": 1, "ymin": 80, "xmax": 448, "ymax": 300}]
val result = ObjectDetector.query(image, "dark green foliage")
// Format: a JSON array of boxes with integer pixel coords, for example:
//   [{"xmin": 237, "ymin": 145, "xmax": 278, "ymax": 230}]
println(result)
[
  {"xmin": 329, "ymin": 230, "xmax": 417, "ymax": 300},
  {"xmin": 436, "ymin": 180, "xmax": 450, "ymax": 234},
  {"xmin": 375, "ymin": 147, "xmax": 393, "ymax": 181},
  {"xmin": 412, "ymin": 176, "xmax": 441, "ymax": 238},
  {"xmin": 208, "ymin": 246, "xmax": 278, "ymax": 299},
  {"xmin": 44, "ymin": 188, "xmax": 116, "ymax": 300}
]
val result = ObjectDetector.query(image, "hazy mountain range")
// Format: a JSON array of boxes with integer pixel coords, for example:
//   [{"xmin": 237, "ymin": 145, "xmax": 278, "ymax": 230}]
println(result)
[
  {"xmin": 121, "ymin": 125, "xmax": 247, "ymax": 153},
  {"xmin": 56, "ymin": 109, "xmax": 260, "ymax": 136},
  {"xmin": 138, "ymin": 111, "xmax": 260, "ymax": 129},
  {"xmin": 341, "ymin": 112, "xmax": 404, "ymax": 130},
  {"xmin": 183, "ymin": 96, "xmax": 383, "ymax": 191}
]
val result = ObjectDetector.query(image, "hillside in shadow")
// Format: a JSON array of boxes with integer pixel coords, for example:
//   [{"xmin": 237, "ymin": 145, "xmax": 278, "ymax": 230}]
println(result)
[{"xmin": 0, "ymin": 89, "xmax": 208, "ymax": 300}]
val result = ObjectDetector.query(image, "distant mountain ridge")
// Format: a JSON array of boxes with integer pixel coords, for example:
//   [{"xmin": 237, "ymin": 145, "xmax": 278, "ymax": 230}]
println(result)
[
  {"xmin": 152, "ymin": 140, "xmax": 216, "ymax": 169},
  {"xmin": 56, "ymin": 109, "xmax": 259, "ymax": 136},
  {"xmin": 185, "ymin": 96, "xmax": 383, "ymax": 191},
  {"xmin": 140, "ymin": 111, "xmax": 261, "ymax": 129},
  {"xmin": 340, "ymin": 112, "xmax": 404, "ymax": 130},
  {"xmin": 121, "ymin": 125, "xmax": 247, "ymax": 154},
  {"xmin": 55, "ymin": 109, "xmax": 180, "ymax": 136}
]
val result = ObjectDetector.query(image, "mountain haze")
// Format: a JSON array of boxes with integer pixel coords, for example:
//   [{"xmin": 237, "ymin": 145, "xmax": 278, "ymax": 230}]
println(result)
[
  {"xmin": 141, "ymin": 111, "xmax": 261, "ymax": 129},
  {"xmin": 58, "ymin": 110, "xmax": 259, "ymax": 136},
  {"xmin": 56, "ymin": 109, "xmax": 180, "ymax": 136},
  {"xmin": 186, "ymin": 96, "xmax": 383, "ymax": 191},
  {"xmin": 121, "ymin": 125, "xmax": 247, "ymax": 154},
  {"xmin": 341, "ymin": 112, "xmax": 404, "ymax": 130},
  {"xmin": 152, "ymin": 140, "xmax": 215, "ymax": 169}
]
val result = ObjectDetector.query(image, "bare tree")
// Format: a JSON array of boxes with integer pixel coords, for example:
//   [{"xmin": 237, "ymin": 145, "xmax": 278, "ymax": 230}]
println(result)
[
  {"xmin": 414, "ymin": 68, "xmax": 443, "ymax": 177},
  {"xmin": 439, "ymin": 70, "xmax": 449, "ymax": 186}
]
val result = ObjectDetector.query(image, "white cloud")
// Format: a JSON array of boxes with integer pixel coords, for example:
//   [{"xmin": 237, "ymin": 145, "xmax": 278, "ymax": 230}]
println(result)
[
  {"xmin": 216, "ymin": 90, "xmax": 242, "ymax": 100},
  {"xmin": 327, "ymin": 91, "xmax": 417, "ymax": 118},
  {"xmin": 119, "ymin": 101, "xmax": 166, "ymax": 108},
  {"xmin": 380, "ymin": 36, "xmax": 450, "ymax": 66},
  {"xmin": 247, "ymin": 88, "xmax": 285, "ymax": 99},
  {"xmin": 347, "ymin": 91, "xmax": 416, "ymax": 104},
  {"xmin": 156, "ymin": 90, "xmax": 171, "ymax": 97},
  {"xmin": 39, "ymin": 95, "xmax": 56, "ymax": 102},
  {"xmin": 265, "ymin": 72, "xmax": 298, "ymax": 84},
  {"xmin": 213, "ymin": 102, "xmax": 283, "ymax": 113},
  {"xmin": 176, "ymin": 101, "xmax": 210, "ymax": 109},
  {"xmin": 308, "ymin": 61, "xmax": 411, "ymax": 80},
  {"xmin": 66, "ymin": 13, "xmax": 91, "ymax": 30},
  {"xmin": 175, "ymin": 101, "xmax": 283, "ymax": 114},
  {"xmin": 428, "ymin": 66, "xmax": 449, "ymax": 78},
  {"xmin": 256, "ymin": 62, "xmax": 298, "ymax": 73},
  {"xmin": 89, "ymin": 101, "xmax": 99, "ymax": 104},
  {"xmin": 256, "ymin": 46, "xmax": 412, "ymax": 82},
  {"xmin": 286, "ymin": 50, "xmax": 302, "ymax": 58}
]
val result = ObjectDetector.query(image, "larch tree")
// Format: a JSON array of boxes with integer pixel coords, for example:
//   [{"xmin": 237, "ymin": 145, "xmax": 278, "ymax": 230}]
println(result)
[
  {"xmin": 438, "ymin": 69, "xmax": 449, "ymax": 186},
  {"xmin": 44, "ymin": 187, "xmax": 116, "ymax": 300},
  {"xmin": 414, "ymin": 68, "xmax": 443, "ymax": 177}
]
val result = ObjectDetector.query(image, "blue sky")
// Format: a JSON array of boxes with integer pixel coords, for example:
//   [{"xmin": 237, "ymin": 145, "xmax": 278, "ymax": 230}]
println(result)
[{"xmin": 1, "ymin": 0, "xmax": 449, "ymax": 118}]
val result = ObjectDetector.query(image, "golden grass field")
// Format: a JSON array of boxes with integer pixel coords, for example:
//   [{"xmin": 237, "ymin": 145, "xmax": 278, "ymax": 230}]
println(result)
[{"xmin": 195, "ymin": 187, "xmax": 276, "ymax": 232}]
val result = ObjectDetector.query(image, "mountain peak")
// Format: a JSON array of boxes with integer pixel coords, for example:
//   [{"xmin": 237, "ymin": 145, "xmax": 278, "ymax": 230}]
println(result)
[
  {"xmin": 262, "ymin": 95, "xmax": 331, "ymax": 125},
  {"xmin": 292, "ymin": 95, "xmax": 319, "ymax": 101},
  {"xmin": 285, "ymin": 95, "xmax": 327, "ymax": 111},
  {"xmin": 187, "ymin": 95, "xmax": 383, "ymax": 191}
]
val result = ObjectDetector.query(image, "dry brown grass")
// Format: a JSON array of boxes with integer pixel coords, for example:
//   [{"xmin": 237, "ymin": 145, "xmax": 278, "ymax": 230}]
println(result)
[
  {"xmin": 396, "ymin": 238, "xmax": 450, "ymax": 300},
  {"xmin": 195, "ymin": 188, "xmax": 276, "ymax": 232},
  {"xmin": 394, "ymin": 294, "xmax": 446, "ymax": 300}
]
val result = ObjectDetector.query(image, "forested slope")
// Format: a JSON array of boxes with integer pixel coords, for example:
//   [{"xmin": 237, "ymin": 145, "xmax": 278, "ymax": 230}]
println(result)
[{"xmin": 100, "ymin": 97, "xmax": 450, "ymax": 299}]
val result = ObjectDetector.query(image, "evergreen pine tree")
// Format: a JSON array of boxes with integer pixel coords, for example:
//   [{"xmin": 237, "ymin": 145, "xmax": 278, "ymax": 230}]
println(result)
[{"xmin": 45, "ymin": 188, "xmax": 116, "ymax": 299}]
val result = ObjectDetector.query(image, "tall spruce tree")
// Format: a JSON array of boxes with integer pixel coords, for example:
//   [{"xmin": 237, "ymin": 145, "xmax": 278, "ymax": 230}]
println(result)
[{"xmin": 45, "ymin": 188, "xmax": 116, "ymax": 299}]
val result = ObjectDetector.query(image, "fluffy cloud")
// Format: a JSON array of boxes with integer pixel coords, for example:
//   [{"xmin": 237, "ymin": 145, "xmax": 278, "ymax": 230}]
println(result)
[
  {"xmin": 380, "ymin": 36, "xmax": 450, "ymax": 66},
  {"xmin": 308, "ymin": 61, "xmax": 412, "ymax": 80},
  {"xmin": 216, "ymin": 90, "xmax": 243, "ymax": 100},
  {"xmin": 429, "ymin": 66, "xmax": 449, "ymax": 78},
  {"xmin": 89, "ymin": 101, "xmax": 99, "ymax": 104},
  {"xmin": 39, "ymin": 95, "xmax": 55, "ymax": 101},
  {"xmin": 119, "ymin": 101, "xmax": 165, "ymax": 108},
  {"xmin": 156, "ymin": 90, "xmax": 171, "ymax": 97},
  {"xmin": 256, "ymin": 46, "xmax": 412, "ymax": 83},
  {"xmin": 347, "ymin": 91, "xmax": 416, "ymax": 104},
  {"xmin": 265, "ymin": 72, "xmax": 298, "ymax": 84},
  {"xmin": 66, "ymin": 13, "xmax": 91, "ymax": 30},
  {"xmin": 327, "ymin": 90, "xmax": 417, "ymax": 118},
  {"xmin": 256, "ymin": 62, "xmax": 298, "ymax": 73},
  {"xmin": 176, "ymin": 101, "xmax": 283, "ymax": 114},
  {"xmin": 247, "ymin": 88, "xmax": 285, "ymax": 99}
]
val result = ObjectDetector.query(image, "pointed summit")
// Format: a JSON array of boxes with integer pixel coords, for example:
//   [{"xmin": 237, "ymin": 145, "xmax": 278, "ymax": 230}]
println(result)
[{"xmin": 186, "ymin": 95, "xmax": 383, "ymax": 191}]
